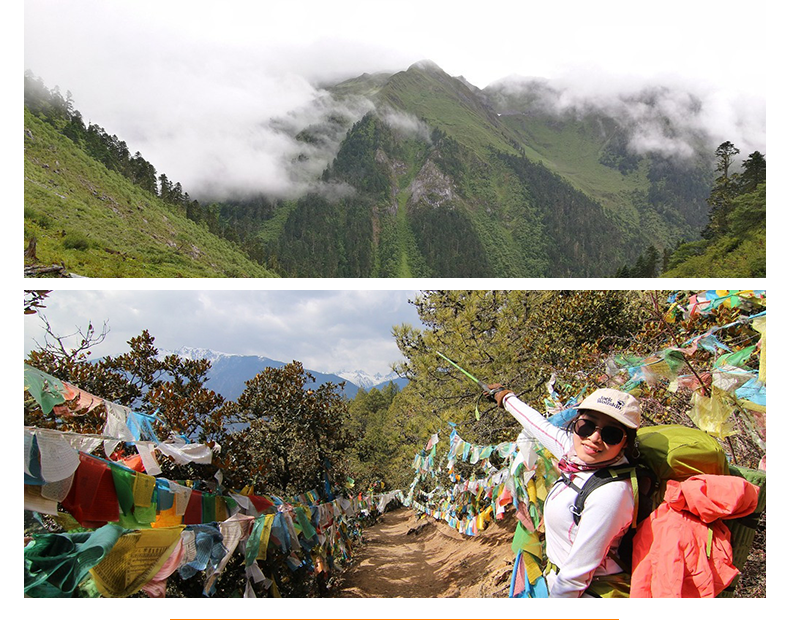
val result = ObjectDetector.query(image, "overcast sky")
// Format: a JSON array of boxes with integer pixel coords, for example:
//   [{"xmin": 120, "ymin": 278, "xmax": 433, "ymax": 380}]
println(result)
[
  {"xmin": 22, "ymin": 0, "xmax": 768, "ymax": 200},
  {"xmin": 23, "ymin": 289, "xmax": 422, "ymax": 377}
]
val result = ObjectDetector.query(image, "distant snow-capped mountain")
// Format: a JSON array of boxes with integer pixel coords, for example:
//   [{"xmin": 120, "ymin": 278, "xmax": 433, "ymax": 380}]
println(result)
[
  {"xmin": 160, "ymin": 347, "xmax": 407, "ymax": 401},
  {"xmin": 335, "ymin": 369, "xmax": 401, "ymax": 390},
  {"xmin": 164, "ymin": 346, "xmax": 236, "ymax": 364}
]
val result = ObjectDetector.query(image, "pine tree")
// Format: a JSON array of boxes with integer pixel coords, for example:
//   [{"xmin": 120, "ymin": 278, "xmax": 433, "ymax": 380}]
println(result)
[
  {"xmin": 703, "ymin": 141, "xmax": 741, "ymax": 238},
  {"xmin": 739, "ymin": 151, "xmax": 766, "ymax": 194}
]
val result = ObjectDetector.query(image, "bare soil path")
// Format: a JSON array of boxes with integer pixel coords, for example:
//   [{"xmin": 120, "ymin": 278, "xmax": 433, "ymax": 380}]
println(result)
[{"xmin": 333, "ymin": 506, "xmax": 517, "ymax": 598}]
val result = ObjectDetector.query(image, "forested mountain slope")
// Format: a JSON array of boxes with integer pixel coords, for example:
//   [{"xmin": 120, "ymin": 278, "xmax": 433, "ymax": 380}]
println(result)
[{"xmin": 222, "ymin": 62, "xmax": 720, "ymax": 277}]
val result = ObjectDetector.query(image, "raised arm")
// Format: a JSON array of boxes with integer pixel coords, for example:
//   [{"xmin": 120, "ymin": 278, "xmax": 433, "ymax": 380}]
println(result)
[{"xmin": 500, "ymin": 392, "xmax": 569, "ymax": 460}]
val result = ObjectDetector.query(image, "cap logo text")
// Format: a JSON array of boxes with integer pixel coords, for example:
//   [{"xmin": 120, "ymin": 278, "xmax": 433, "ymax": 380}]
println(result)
[{"xmin": 596, "ymin": 395, "xmax": 625, "ymax": 410}]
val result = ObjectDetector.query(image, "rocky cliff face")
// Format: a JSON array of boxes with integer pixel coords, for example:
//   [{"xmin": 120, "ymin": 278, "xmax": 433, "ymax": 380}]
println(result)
[{"xmin": 408, "ymin": 160, "xmax": 457, "ymax": 210}]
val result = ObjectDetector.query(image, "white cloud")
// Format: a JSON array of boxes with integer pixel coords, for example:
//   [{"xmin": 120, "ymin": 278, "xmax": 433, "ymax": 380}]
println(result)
[
  {"xmin": 490, "ymin": 69, "xmax": 766, "ymax": 160},
  {"xmin": 380, "ymin": 108, "xmax": 432, "ymax": 143}
]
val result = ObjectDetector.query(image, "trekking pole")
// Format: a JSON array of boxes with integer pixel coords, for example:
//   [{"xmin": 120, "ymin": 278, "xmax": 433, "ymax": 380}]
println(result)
[
  {"xmin": 435, "ymin": 351, "xmax": 493, "ymax": 393},
  {"xmin": 435, "ymin": 351, "xmax": 497, "ymax": 419}
]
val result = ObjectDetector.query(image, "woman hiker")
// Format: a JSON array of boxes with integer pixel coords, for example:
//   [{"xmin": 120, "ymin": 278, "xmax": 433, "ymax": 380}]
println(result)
[{"xmin": 487, "ymin": 385, "xmax": 641, "ymax": 598}]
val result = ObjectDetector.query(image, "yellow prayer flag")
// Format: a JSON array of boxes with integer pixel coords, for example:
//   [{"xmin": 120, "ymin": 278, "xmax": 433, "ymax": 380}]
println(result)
[
  {"xmin": 523, "ymin": 553, "xmax": 543, "ymax": 585},
  {"xmin": 752, "ymin": 315, "xmax": 766, "ymax": 383},
  {"xmin": 132, "ymin": 473, "xmax": 156, "ymax": 508},
  {"xmin": 257, "ymin": 514, "xmax": 275, "ymax": 561},
  {"xmin": 152, "ymin": 505, "xmax": 182, "ymax": 528},
  {"xmin": 90, "ymin": 526, "xmax": 184, "ymax": 597},
  {"xmin": 527, "ymin": 479, "xmax": 537, "ymax": 505},
  {"xmin": 687, "ymin": 388, "xmax": 736, "ymax": 438}
]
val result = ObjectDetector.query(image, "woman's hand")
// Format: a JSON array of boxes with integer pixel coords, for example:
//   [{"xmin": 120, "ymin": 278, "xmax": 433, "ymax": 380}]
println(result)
[{"xmin": 486, "ymin": 383, "xmax": 513, "ymax": 407}]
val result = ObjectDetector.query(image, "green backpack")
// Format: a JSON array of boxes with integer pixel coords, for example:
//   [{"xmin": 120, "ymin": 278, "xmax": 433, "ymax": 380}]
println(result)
[{"xmin": 637, "ymin": 423, "xmax": 729, "ymax": 496}]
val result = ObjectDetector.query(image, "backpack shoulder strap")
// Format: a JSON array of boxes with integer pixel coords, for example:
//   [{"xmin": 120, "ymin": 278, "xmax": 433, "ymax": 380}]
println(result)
[{"xmin": 571, "ymin": 465, "xmax": 639, "ymax": 526}]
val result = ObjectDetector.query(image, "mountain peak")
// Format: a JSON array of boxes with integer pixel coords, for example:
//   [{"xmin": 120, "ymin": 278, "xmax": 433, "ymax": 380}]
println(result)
[
  {"xmin": 162, "ymin": 346, "xmax": 237, "ymax": 363},
  {"xmin": 408, "ymin": 59, "xmax": 445, "ymax": 75},
  {"xmin": 335, "ymin": 369, "xmax": 400, "ymax": 390}
]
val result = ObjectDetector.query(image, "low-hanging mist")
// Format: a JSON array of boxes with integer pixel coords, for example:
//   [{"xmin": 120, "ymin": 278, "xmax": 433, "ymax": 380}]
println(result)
[
  {"xmin": 25, "ymin": 0, "xmax": 765, "ymax": 204},
  {"xmin": 485, "ymin": 72, "xmax": 765, "ymax": 163}
]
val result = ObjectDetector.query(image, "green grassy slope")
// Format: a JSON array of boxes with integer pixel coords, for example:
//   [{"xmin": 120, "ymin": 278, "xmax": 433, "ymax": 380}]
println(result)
[
  {"xmin": 498, "ymin": 112, "xmax": 712, "ymax": 248},
  {"xmin": 24, "ymin": 110, "xmax": 276, "ymax": 278},
  {"xmin": 376, "ymin": 62, "xmax": 522, "ymax": 158},
  {"xmin": 661, "ymin": 230, "xmax": 766, "ymax": 277},
  {"xmin": 482, "ymin": 82, "xmax": 715, "ymax": 248},
  {"xmin": 500, "ymin": 113, "xmax": 644, "ymax": 204}
]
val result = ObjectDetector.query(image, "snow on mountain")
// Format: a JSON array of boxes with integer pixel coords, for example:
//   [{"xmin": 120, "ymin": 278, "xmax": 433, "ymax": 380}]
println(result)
[
  {"xmin": 335, "ymin": 369, "xmax": 401, "ymax": 390},
  {"xmin": 161, "ymin": 346, "xmax": 237, "ymax": 364}
]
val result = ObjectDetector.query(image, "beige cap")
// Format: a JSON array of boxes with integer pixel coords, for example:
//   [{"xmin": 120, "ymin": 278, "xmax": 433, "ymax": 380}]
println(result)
[{"xmin": 578, "ymin": 388, "xmax": 641, "ymax": 429}]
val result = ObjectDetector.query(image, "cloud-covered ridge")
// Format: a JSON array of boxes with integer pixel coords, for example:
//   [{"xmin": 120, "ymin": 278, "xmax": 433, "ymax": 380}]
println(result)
[{"xmin": 486, "ymin": 73, "xmax": 765, "ymax": 162}]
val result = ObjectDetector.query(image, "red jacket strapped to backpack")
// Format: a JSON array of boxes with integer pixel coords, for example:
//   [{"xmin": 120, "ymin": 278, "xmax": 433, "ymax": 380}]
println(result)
[{"xmin": 630, "ymin": 474, "xmax": 759, "ymax": 598}]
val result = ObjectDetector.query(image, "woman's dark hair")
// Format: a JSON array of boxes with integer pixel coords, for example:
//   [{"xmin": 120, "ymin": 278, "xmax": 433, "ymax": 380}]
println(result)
[{"xmin": 564, "ymin": 411, "xmax": 639, "ymax": 463}]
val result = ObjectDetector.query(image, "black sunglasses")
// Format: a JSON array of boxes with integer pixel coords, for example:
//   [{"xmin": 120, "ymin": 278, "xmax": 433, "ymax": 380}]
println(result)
[{"xmin": 574, "ymin": 419, "xmax": 625, "ymax": 445}]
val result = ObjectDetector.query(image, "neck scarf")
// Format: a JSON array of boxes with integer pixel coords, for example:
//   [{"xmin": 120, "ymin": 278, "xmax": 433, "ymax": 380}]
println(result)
[{"xmin": 557, "ymin": 449, "xmax": 626, "ymax": 474}]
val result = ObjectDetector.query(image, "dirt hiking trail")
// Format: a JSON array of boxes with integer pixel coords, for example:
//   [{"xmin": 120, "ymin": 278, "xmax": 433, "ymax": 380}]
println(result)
[{"xmin": 333, "ymin": 507, "xmax": 517, "ymax": 598}]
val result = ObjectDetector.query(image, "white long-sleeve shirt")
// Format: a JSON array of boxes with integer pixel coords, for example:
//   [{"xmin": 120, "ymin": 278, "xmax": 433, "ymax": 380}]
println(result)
[{"xmin": 503, "ymin": 392, "xmax": 634, "ymax": 598}]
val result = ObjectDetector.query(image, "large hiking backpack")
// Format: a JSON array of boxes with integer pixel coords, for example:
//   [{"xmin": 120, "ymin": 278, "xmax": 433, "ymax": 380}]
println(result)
[{"xmin": 568, "ymin": 424, "xmax": 761, "ymax": 576}]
